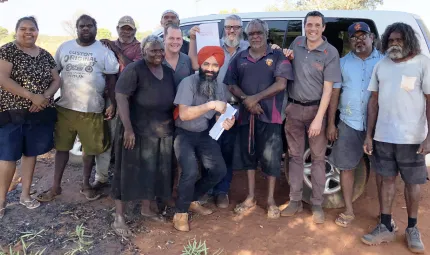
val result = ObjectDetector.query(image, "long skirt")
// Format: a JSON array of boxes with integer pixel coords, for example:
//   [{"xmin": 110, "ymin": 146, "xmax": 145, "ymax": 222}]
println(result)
[{"xmin": 111, "ymin": 122, "xmax": 173, "ymax": 201}]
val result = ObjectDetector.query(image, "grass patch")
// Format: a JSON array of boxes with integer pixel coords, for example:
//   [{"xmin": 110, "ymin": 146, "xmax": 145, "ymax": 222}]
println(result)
[
  {"xmin": 0, "ymin": 229, "xmax": 47, "ymax": 255},
  {"xmin": 181, "ymin": 238, "xmax": 223, "ymax": 255},
  {"xmin": 63, "ymin": 224, "xmax": 94, "ymax": 255}
]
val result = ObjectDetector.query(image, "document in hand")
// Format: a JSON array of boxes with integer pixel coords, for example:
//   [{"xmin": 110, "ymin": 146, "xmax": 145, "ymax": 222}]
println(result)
[
  {"xmin": 196, "ymin": 23, "xmax": 220, "ymax": 53},
  {"xmin": 209, "ymin": 103, "xmax": 237, "ymax": 141}
]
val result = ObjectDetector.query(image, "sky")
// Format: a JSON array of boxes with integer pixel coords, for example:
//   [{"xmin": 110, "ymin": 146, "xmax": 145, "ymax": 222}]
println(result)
[{"xmin": 0, "ymin": 0, "xmax": 428, "ymax": 36}]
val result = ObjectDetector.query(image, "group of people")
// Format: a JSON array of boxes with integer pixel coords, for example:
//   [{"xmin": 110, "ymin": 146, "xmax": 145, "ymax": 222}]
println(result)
[{"xmin": 0, "ymin": 9, "xmax": 428, "ymax": 253}]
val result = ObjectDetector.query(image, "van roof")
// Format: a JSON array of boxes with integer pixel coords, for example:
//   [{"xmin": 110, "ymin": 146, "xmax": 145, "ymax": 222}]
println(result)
[{"xmin": 179, "ymin": 10, "xmax": 417, "ymax": 23}]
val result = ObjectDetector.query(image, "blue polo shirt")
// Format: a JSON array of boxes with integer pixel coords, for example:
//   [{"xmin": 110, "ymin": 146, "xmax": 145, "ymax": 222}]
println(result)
[
  {"xmin": 334, "ymin": 48, "xmax": 384, "ymax": 131},
  {"xmin": 224, "ymin": 46, "xmax": 294, "ymax": 125}
]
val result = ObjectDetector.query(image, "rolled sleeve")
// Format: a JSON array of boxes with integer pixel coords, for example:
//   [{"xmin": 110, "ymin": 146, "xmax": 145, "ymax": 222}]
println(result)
[
  {"xmin": 333, "ymin": 82, "xmax": 342, "ymax": 89},
  {"xmin": 115, "ymin": 64, "xmax": 137, "ymax": 96},
  {"xmin": 422, "ymin": 57, "xmax": 430, "ymax": 94},
  {"xmin": 367, "ymin": 63, "xmax": 380, "ymax": 92},
  {"xmin": 174, "ymin": 76, "xmax": 195, "ymax": 106},
  {"xmin": 274, "ymin": 53, "xmax": 294, "ymax": 80},
  {"xmin": 324, "ymin": 53, "xmax": 342, "ymax": 83},
  {"xmin": 103, "ymin": 49, "xmax": 120, "ymax": 74}
]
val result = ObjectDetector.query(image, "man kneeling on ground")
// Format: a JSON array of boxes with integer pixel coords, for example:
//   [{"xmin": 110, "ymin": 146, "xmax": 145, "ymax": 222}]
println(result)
[{"xmin": 173, "ymin": 46, "xmax": 235, "ymax": 232}]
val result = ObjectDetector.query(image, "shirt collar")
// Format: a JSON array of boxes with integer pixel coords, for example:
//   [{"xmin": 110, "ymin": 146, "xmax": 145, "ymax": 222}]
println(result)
[
  {"xmin": 297, "ymin": 36, "xmax": 329, "ymax": 52},
  {"xmin": 350, "ymin": 48, "xmax": 381, "ymax": 60},
  {"xmin": 115, "ymin": 38, "xmax": 139, "ymax": 49},
  {"xmin": 240, "ymin": 44, "xmax": 273, "ymax": 58}
]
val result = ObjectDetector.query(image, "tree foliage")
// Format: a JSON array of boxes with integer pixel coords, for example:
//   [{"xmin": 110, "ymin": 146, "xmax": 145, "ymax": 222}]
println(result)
[
  {"xmin": 266, "ymin": 0, "xmax": 383, "ymax": 11},
  {"xmin": 135, "ymin": 30, "xmax": 153, "ymax": 42},
  {"xmin": 96, "ymin": 28, "xmax": 112, "ymax": 40},
  {"xmin": 0, "ymin": 26, "xmax": 8, "ymax": 40},
  {"xmin": 219, "ymin": 8, "xmax": 239, "ymax": 14}
]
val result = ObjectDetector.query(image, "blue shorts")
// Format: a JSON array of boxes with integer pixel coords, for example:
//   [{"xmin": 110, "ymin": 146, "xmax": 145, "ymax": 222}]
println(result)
[{"xmin": 0, "ymin": 122, "xmax": 55, "ymax": 161}]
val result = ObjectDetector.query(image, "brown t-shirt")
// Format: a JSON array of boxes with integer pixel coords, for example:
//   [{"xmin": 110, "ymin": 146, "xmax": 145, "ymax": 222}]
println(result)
[{"xmin": 0, "ymin": 42, "xmax": 56, "ymax": 112}]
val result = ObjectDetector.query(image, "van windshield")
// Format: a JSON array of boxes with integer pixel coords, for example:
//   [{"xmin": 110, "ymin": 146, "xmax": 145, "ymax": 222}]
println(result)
[{"xmin": 416, "ymin": 18, "xmax": 430, "ymax": 51}]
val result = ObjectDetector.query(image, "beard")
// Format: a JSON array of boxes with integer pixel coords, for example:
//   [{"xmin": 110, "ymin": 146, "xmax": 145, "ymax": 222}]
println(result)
[
  {"xmin": 78, "ymin": 34, "xmax": 96, "ymax": 44},
  {"xmin": 387, "ymin": 45, "xmax": 409, "ymax": 60},
  {"xmin": 223, "ymin": 33, "xmax": 242, "ymax": 48},
  {"xmin": 198, "ymin": 68, "xmax": 219, "ymax": 100}
]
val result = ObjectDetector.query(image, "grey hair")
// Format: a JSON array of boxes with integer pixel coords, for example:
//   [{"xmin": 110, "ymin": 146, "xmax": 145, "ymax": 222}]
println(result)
[
  {"xmin": 141, "ymin": 35, "xmax": 164, "ymax": 52},
  {"xmin": 225, "ymin": 14, "xmax": 242, "ymax": 26},
  {"xmin": 245, "ymin": 19, "xmax": 269, "ymax": 37}
]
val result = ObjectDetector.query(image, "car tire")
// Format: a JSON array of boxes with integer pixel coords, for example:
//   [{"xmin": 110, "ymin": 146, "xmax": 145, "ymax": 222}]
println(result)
[{"xmin": 284, "ymin": 146, "xmax": 370, "ymax": 209}]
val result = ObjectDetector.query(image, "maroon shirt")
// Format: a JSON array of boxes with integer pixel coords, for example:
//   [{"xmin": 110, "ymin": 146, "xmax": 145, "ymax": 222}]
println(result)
[{"xmin": 114, "ymin": 38, "xmax": 143, "ymax": 72}]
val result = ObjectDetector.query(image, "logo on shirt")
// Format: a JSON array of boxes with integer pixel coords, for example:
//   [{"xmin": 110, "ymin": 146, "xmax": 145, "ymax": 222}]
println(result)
[{"xmin": 266, "ymin": 58, "xmax": 273, "ymax": 67}]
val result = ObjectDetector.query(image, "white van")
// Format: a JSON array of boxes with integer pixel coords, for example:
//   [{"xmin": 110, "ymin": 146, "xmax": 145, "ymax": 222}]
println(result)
[{"xmin": 154, "ymin": 10, "xmax": 430, "ymax": 208}]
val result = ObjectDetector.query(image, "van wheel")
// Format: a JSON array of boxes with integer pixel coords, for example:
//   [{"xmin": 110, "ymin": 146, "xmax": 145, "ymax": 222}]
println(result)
[
  {"xmin": 68, "ymin": 138, "xmax": 83, "ymax": 165},
  {"xmin": 284, "ymin": 145, "xmax": 370, "ymax": 209}
]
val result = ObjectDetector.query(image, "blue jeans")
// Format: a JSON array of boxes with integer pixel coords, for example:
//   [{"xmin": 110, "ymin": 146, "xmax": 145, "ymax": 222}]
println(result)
[{"xmin": 210, "ymin": 124, "xmax": 238, "ymax": 195}]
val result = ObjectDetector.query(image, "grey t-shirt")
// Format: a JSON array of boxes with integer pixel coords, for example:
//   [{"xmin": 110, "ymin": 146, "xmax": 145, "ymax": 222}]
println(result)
[
  {"xmin": 174, "ymin": 73, "xmax": 226, "ymax": 132},
  {"xmin": 163, "ymin": 52, "xmax": 194, "ymax": 90},
  {"xmin": 368, "ymin": 54, "xmax": 430, "ymax": 144},
  {"xmin": 288, "ymin": 36, "xmax": 341, "ymax": 101}
]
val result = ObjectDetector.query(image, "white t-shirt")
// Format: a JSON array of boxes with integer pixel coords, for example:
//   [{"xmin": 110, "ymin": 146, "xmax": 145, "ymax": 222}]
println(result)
[
  {"xmin": 368, "ymin": 54, "xmax": 430, "ymax": 144},
  {"xmin": 55, "ymin": 40, "xmax": 119, "ymax": 113}
]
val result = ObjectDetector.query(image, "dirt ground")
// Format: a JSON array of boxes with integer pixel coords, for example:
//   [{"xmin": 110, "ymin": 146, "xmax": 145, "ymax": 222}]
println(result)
[{"xmin": 1, "ymin": 150, "xmax": 429, "ymax": 255}]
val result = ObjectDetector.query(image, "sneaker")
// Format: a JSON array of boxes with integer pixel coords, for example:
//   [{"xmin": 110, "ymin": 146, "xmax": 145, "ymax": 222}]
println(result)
[
  {"xmin": 311, "ymin": 205, "xmax": 325, "ymax": 224},
  {"xmin": 406, "ymin": 227, "xmax": 425, "ymax": 253},
  {"xmin": 216, "ymin": 194, "xmax": 229, "ymax": 209},
  {"xmin": 376, "ymin": 215, "xmax": 399, "ymax": 232},
  {"xmin": 280, "ymin": 200, "xmax": 303, "ymax": 217},
  {"xmin": 361, "ymin": 223, "xmax": 396, "ymax": 245}
]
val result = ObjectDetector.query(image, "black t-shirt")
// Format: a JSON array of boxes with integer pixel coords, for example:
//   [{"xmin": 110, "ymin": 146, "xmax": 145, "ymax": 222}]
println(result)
[{"xmin": 115, "ymin": 60, "xmax": 176, "ymax": 138}]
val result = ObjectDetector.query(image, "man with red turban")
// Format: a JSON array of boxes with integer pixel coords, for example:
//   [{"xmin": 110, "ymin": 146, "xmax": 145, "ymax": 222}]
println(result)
[{"xmin": 172, "ymin": 46, "xmax": 235, "ymax": 232}]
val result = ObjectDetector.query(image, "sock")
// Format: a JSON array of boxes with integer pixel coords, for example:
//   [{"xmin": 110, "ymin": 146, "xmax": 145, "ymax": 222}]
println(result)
[
  {"xmin": 381, "ymin": 214, "xmax": 393, "ymax": 232},
  {"xmin": 408, "ymin": 217, "xmax": 417, "ymax": 228}
]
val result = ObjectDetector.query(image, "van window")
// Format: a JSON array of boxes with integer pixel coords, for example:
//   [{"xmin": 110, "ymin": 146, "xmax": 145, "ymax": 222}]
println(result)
[
  {"xmin": 286, "ymin": 20, "xmax": 302, "ymax": 48},
  {"xmin": 323, "ymin": 18, "xmax": 379, "ymax": 57},
  {"xmin": 180, "ymin": 22, "xmax": 223, "ymax": 42},
  {"xmin": 416, "ymin": 18, "xmax": 430, "ymax": 51}
]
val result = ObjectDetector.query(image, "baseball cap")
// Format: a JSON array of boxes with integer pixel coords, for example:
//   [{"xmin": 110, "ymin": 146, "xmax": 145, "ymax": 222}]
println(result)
[
  {"xmin": 118, "ymin": 16, "xmax": 136, "ymax": 29},
  {"xmin": 348, "ymin": 22, "xmax": 371, "ymax": 38},
  {"xmin": 161, "ymin": 10, "xmax": 179, "ymax": 19}
]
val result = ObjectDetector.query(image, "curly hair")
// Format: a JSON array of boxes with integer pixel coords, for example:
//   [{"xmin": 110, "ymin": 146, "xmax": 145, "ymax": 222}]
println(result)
[
  {"xmin": 75, "ymin": 14, "xmax": 97, "ymax": 29},
  {"xmin": 141, "ymin": 35, "xmax": 164, "ymax": 52},
  {"xmin": 381, "ymin": 22, "xmax": 421, "ymax": 56}
]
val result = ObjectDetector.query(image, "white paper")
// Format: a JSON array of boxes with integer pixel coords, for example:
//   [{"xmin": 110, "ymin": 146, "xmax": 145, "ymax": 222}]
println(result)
[
  {"xmin": 196, "ymin": 23, "xmax": 220, "ymax": 53},
  {"xmin": 209, "ymin": 104, "xmax": 237, "ymax": 140}
]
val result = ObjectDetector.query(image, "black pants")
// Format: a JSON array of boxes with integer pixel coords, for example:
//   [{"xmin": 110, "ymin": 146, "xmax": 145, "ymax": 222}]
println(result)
[{"xmin": 174, "ymin": 128, "xmax": 227, "ymax": 213}]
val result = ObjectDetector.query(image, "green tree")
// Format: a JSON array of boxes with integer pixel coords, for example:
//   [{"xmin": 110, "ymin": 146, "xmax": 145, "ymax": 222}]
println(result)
[
  {"xmin": 266, "ymin": 0, "xmax": 383, "ymax": 11},
  {"xmin": 135, "ymin": 30, "xmax": 153, "ymax": 42},
  {"xmin": 0, "ymin": 26, "xmax": 8, "ymax": 40},
  {"xmin": 97, "ymin": 28, "xmax": 112, "ymax": 40}
]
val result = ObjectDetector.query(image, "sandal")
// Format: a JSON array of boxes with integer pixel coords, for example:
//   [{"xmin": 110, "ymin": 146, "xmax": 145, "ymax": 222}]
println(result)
[
  {"xmin": 35, "ymin": 188, "xmax": 61, "ymax": 202},
  {"xmin": 267, "ymin": 205, "xmax": 281, "ymax": 219},
  {"xmin": 335, "ymin": 213, "xmax": 355, "ymax": 227},
  {"xmin": 111, "ymin": 222, "xmax": 132, "ymax": 238},
  {"xmin": 80, "ymin": 189, "xmax": 101, "ymax": 201},
  {"xmin": 20, "ymin": 199, "xmax": 41, "ymax": 210},
  {"xmin": 234, "ymin": 200, "xmax": 257, "ymax": 214}
]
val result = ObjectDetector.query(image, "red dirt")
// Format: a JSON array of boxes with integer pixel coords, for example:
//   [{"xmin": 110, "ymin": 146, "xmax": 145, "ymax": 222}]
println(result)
[{"xmin": 1, "ymin": 151, "xmax": 429, "ymax": 255}]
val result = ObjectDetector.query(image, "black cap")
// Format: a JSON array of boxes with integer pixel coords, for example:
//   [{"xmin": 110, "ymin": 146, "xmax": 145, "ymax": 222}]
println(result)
[{"xmin": 348, "ymin": 22, "xmax": 371, "ymax": 37}]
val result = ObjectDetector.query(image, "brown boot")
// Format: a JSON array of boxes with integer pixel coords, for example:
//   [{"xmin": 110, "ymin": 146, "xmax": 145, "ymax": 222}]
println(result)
[
  {"xmin": 173, "ymin": 213, "xmax": 190, "ymax": 232},
  {"xmin": 189, "ymin": 201, "xmax": 213, "ymax": 215}
]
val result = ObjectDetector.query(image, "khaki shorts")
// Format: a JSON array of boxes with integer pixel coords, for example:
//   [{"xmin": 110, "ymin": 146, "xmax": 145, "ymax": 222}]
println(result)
[{"xmin": 55, "ymin": 106, "xmax": 109, "ymax": 155}]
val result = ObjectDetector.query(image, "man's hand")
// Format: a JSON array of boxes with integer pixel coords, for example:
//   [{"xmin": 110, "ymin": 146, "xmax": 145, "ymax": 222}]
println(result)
[
  {"xmin": 271, "ymin": 44, "xmax": 281, "ymax": 50},
  {"xmin": 104, "ymin": 104, "xmax": 116, "ymax": 120},
  {"xmin": 123, "ymin": 128, "xmax": 135, "ymax": 150},
  {"xmin": 222, "ymin": 116, "xmax": 235, "ymax": 130},
  {"xmin": 243, "ymin": 95, "xmax": 260, "ymax": 111},
  {"xmin": 30, "ymin": 93, "xmax": 49, "ymax": 109},
  {"xmin": 283, "ymin": 49, "xmax": 294, "ymax": 60},
  {"xmin": 189, "ymin": 26, "xmax": 200, "ymax": 39},
  {"xmin": 417, "ymin": 138, "xmax": 430, "ymax": 155},
  {"xmin": 363, "ymin": 136, "xmax": 373, "ymax": 155},
  {"xmin": 211, "ymin": 100, "xmax": 227, "ymax": 114},
  {"xmin": 248, "ymin": 104, "xmax": 264, "ymax": 115},
  {"xmin": 326, "ymin": 124, "xmax": 338, "ymax": 142},
  {"xmin": 308, "ymin": 117, "xmax": 322, "ymax": 138},
  {"xmin": 100, "ymin": 39, "xmax": 119, "ymax": 53},
  {"xmin": 29, "ymin": 104, "xmax": 42, "ymax": 113}
]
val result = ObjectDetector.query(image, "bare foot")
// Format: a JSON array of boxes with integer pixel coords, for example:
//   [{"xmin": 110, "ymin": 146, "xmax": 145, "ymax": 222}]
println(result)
[
  {"xmin": 242, "ymin": 196, "xmax": 256, "ymax": 207},
  {"xmin": 112, "ymin": 215, "xmax": 132, "ymax": 237},
  {"xmin": 267, "ymin": 198, "xmax": 277, "ymax": 208}
]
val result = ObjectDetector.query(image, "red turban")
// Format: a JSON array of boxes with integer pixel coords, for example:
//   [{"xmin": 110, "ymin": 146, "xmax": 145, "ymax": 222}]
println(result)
[{"xmin": 197, "ymin": 46, "xmax": 225, "ymax": 67}]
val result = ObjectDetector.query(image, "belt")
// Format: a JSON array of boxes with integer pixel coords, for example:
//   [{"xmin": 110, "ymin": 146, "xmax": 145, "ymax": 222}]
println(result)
[{"xmin": 288, "ymin": 98, "xmax": 320, "ymax": 106}]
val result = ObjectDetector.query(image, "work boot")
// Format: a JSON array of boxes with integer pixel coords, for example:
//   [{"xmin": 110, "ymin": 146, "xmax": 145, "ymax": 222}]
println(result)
[
  {"xmin": 189, "ymin": 201, "xmax": 213, "ymax": 215},
  {"xmin": 216, "ymin": 194, "xmax": 229, "ymax": 209},
  {"xmin": 312, "ymin": 205, "xmax": 325, "ymax": 224},
  {"xmin": 280, "ymin": 200, "xmax": 303, "ymax": 217},
  {"xmin": 361, "ymin": 223, "xmax": 395, "ymax": 245},
  {"xmin": 406, "ymin": 226, "xmax": 425, "ymax": 253},
  {"xmin": 173, "ymin": 213, "xmax": 189, "ymax": 232}
]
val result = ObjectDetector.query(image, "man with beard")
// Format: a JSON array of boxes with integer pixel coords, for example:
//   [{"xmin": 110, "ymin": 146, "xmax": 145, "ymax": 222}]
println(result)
[
  {"xmin": 188, "ymin": 14, "xmax": 249, "ymax": 208},
  {"xmin": 36, "ymin": 15, "xmax": 119, "ymax": 202},
  {"xmin": 361, "ymin": 22, "xmax": 430, "ymax": 253},
  {"xmin": 173, "ymin": 46, "xmax": 235, "ymax": 232},
  {"xmin": 91, "ymin": 16, "xmax": 143, "ymax": 190},
  {"xmin": 225, "ymin": 19, "xmax": 293, "ymax": 219},
  {"xmin": 281, "ymin": 11, "xmax": 341, "ymax": 224},
  {"xmin": 326, "ymin": 22, "xmax": 385, "ymax": 228},
  {"xmin": 160, "ymin": 10, "xmax": 189, "ymax": 55}
]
